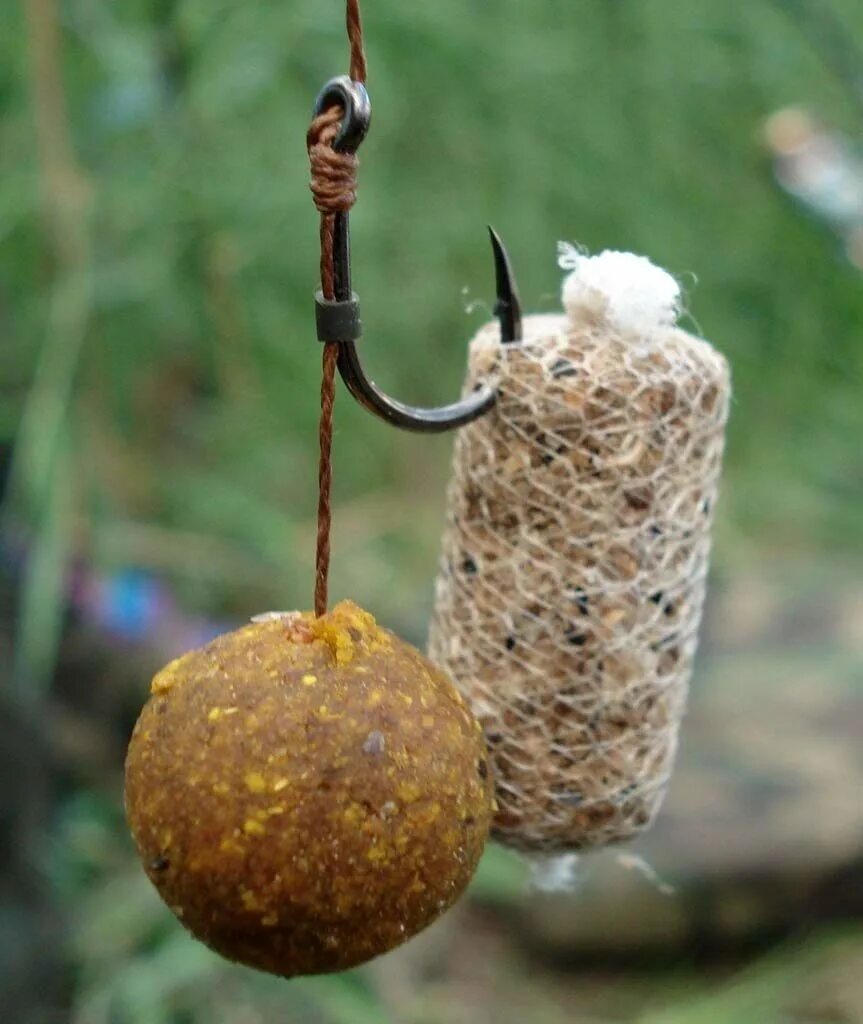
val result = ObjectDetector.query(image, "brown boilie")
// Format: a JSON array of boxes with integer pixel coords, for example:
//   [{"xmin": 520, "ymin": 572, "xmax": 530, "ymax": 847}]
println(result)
[{"xmin": 125, "ymin": 601, "xmax": 493, "ymax": 977}]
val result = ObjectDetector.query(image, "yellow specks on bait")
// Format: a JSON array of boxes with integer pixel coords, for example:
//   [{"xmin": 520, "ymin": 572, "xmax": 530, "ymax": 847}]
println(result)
[
  {"xmin": 244, "ymin": 773, "xmax": 266, "ymax": 793},
  {"xmin": 208, "ymin": 707, "xmax": 238, "ymax": 722}
]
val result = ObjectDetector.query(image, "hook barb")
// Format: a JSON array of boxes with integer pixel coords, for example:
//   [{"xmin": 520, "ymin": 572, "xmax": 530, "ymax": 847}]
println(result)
[{"xmin": 488, "ymin": 226, "xmax": 523, "ymax": 344}]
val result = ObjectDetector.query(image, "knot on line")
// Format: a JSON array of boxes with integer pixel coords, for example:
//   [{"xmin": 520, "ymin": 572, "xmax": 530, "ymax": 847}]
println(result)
[{"xmin": 307, "ymin": 106, "xmax": 359, "ymax": 215}]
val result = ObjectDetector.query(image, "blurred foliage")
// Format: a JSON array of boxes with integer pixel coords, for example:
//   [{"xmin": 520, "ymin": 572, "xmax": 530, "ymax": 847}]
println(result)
[
  {"xmin": 4, "ymin": 1, "xmax": 863, "ymax": 1020},
  {"xmin": 3, "ymin": 0, "xmax": 863, "ymax": 687},
  {"xmin": 48, "ymin": 791, "xmax": 863, "ymax": 1023},
  {"xmin": 640, "ymin": 929, "xmax": 863, "ymax": 1024}
]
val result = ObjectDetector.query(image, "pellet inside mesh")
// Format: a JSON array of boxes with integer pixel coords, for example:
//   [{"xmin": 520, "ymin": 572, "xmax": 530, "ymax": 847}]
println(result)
[{"xmin": 428, "ymin": 313, "xmax": 730, "ymax": 853}]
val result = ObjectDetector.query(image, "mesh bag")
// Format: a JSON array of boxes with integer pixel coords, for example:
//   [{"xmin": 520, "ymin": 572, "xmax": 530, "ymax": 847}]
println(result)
[{"xmin": 428, "ymin": 252, "xmax": 730, "ymax": 853}]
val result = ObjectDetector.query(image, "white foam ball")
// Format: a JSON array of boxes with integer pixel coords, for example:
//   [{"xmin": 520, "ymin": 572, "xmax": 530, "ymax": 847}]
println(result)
[{"xmin": 559, "ymin": 246, "xmax": 681, "ymax": 335}]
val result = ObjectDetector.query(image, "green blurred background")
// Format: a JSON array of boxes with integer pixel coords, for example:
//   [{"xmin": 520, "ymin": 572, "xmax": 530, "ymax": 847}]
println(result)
[{"xmin": 2, "ymin": 1, "xmax": 863, "ymax": 1022}]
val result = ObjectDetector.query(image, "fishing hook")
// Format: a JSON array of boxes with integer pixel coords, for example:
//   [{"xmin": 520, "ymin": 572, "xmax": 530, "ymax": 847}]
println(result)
[{"xmin": 313, "ymin": 75, "xmax": 523, "ymax": 434}]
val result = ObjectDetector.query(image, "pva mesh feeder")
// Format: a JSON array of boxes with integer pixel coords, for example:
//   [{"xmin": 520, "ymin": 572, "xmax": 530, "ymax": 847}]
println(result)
[{"xmin": 429, "ymin": 249, "xmax": 730, "ymax": 853}]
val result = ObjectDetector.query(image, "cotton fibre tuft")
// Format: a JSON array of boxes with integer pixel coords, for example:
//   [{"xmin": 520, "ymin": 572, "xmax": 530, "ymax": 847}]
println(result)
[
  {"xmin": 559, "ymin": 245, "xmax": 682, "ymax": 335},
  {"xmin": 429, "ymin": 245, "xmax": 730, "ymax": 854}
]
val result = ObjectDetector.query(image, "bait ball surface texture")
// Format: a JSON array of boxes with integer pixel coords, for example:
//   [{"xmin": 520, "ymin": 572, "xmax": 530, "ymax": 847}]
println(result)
[{"xmin": 125, "ymin": 601, "xmax": 493, "ymax": 977}]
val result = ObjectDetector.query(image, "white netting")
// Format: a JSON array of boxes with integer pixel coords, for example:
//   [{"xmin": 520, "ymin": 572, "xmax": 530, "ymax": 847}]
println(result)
[{"xmin": 428, "ymin": 251, "xmax": 730, "ymax": 853}]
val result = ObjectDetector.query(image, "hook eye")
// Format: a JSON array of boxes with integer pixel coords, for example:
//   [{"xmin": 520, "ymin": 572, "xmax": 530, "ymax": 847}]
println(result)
[{"xmin": 312, "ymin": 75, "xmax": 371, "ymax": 155}]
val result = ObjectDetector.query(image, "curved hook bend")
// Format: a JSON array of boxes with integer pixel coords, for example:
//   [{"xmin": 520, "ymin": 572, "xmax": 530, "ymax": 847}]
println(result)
[
  {"xmin": 337, "ymin": 343, "xmax": 497, "ymax": 433},
  {"xmin": 312, "ymin": 76, "xmax": 523, "ymax": 433}
]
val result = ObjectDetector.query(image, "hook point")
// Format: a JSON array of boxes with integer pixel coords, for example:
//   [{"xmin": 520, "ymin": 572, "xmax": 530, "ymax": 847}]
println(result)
[{"xmin": 488, "ymin": 227, "xmax": 523, "ymax": 343}]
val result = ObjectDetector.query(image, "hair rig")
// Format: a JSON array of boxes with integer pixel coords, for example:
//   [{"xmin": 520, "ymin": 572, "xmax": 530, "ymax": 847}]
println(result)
[
  {"xmin": 124, "ymin": 0, "xmax": 731, "ymax": 979},
  {"xmin": 312, "ymin": 75, "xmax": 524, "ymax": 433}
]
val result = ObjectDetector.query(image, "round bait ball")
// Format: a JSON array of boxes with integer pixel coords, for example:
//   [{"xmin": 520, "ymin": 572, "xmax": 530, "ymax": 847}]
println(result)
[{"xmin": 125, "ymin": 601, "xmax": 493, "ymax": 977}]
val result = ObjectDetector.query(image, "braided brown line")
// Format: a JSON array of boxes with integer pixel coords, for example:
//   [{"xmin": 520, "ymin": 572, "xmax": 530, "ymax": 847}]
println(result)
[
  {"xmin": 347, "ymin": 0, "xmax": 367, "ymax": 84},
  {"xmin": 315, "ymin": 335, "xmax": 338, "ymax": 618},
  {"xmin": 310, "ymin": 1, "xmax": 366, "ymax": 617},
  {"xmin": 312, "ymin": 208, "xmax": 340, "ymax": 619},
  {"xmin": 307, "ymin": 107, "xmax": 358, "ymax": 216}
]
